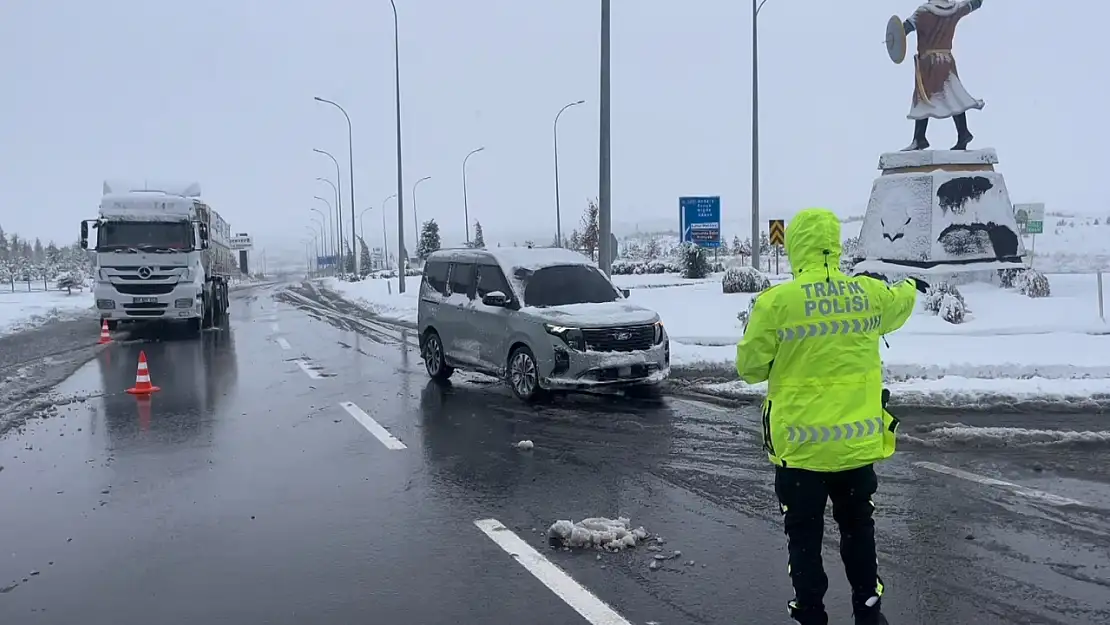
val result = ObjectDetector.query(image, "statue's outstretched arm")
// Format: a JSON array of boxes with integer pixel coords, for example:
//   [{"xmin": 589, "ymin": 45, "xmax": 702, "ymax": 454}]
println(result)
[
  {"xmin": 903, "ymin": 14, "xmax": 917, "ymax": 35},
  {"xmin": 957, "ymin": 0, "xmax": 984, "ymax": 17}
]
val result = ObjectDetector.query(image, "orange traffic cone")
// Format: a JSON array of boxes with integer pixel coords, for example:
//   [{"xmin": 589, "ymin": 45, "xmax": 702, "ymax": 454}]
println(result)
[
  {"xmin": 98, "ymin": 319, "xmax": 112, "ymax": 344},
  {"xmin": 126, "ymin": 351, "xmax": 161, "ymax": 395}
]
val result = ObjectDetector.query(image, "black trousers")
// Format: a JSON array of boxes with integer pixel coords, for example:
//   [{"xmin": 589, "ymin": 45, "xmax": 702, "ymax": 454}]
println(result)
[{"xmin": 774, "ymin": 464, "xmax": 882, "ymax": 623}]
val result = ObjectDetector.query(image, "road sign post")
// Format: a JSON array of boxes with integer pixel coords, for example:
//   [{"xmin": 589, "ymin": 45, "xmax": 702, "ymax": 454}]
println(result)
[
  {"xmin": 1013, "ymin": 203, "xmax": 1044, "ymax": 267},
  {"xmin": 679, "ymin": 196, "xmax": 721, "ymax": 249},
  {"xmin": 768, "ymin": 219, "xmax": 785, "ymax": 273}
]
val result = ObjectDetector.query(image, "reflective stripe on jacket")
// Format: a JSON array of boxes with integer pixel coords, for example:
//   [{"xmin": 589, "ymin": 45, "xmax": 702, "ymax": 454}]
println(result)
[{"xmin": 735, "ymin": 208, "xmax": 917, "ymax": 472}]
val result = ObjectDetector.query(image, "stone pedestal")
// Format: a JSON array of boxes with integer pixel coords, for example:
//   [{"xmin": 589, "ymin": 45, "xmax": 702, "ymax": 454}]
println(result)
[{"xmin": 854, "ymin": 148, "xmax": 1026, "ymax": 275}]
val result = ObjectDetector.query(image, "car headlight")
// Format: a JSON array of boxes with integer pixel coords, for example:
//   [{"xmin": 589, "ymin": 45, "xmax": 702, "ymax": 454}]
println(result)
[
  {"xmin": 545, "ymin": 324, "xmax": 586, "ymax": 351},
  {"xmin": 653, "ymin": 321, "xmax": 665, "ymax": 345},
  {"xmin": 179, "ymin": 267, "xmax": 192, "ymax": 281}
]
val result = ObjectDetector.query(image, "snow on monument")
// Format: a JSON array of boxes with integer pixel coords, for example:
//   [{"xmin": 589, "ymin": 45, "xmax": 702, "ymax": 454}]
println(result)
[{"xmin": 858, "ymin": 0, "xmax": 1024, "ymax": 274}]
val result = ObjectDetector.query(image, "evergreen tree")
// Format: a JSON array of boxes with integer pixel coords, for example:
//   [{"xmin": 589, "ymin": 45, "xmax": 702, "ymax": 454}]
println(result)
[
  {"xmin": 569, "ymin": 229, "xmax": 581, "ymax": 251},
  {"xmin": 0, "ymin": 225, "xmax": 8, "ymax": 260},
  {"xmin": 9, "ymin": 234, "xmax": 22, "ymax": 259},
  {"xmin": 680, "ymin": 242, "xmax": 710, "ymax": 279},
  {"xmin": 759, "ymin": 231, "xmax": 771, "ymax": 255},
  {"xmin": 344, "ymin": 243, "xmax": 356, "ymax": 274},
  {"xmin": 418, "ymin": 219, "xmax": 442, "ymax": 259},
  {"xmin": 732, "ymin": 235, "xmax": 742, "ymax": 255},
  {"xmin": 358, "ymin": 237, "xmax": 372, "ymax": 277},
  {"xmin": 580, "ymin": 199, "xmax": 600, "ymax": 259},
  {"xmin": 644, "ymin": 238, "xmax": 661, "ymax": 260},
  {"xmin": 46, "ymin": 241, "xmax": 60, "ymax": 264},
  {"xmin": 472, "ymin": 221, "xmax": 486, "ymax": 248},
  {"xmin": 33, "ymin": 238, "xmax": 45, "ymax": 262}
]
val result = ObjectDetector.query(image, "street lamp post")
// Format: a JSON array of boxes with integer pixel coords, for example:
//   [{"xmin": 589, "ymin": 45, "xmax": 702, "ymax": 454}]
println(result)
[
  {"xmin": 598, "ymin": 0, "xmax": 613, "ymax": 275},
  {"xmin": 313, "ymin": 98, "xmax": 359, "ymax": 277},
  {"xmin": 314, "ymin": 195, "xmax": 335, "ymax": 270},
  {"xmin": 310, "ymin": 208, "xmax": 331, "ymax": 273},
  {"xmin": 387, "ymin": 0, "xmax": 407, "ymax": 291},
  {"xmin": 462, "ymin": 147, "xmax": 485, "ymax": 244},
  {"xmin": 313, "ymin": 148, "xmax": 344, "ymax": 272},
  {"xmin": 413, "ymin": 176, "xmax": 431, "ymax": 251},
  {"xmin": 554, "ymin": 100, "xmax": 585, "ymax": 248},
  {"xmin": 751, "ymin": 0, "xmax": 772, "ymax": 272},
  {"xmin": 382, "ymin": 194, "xmax": 397, "ymax": 268}
]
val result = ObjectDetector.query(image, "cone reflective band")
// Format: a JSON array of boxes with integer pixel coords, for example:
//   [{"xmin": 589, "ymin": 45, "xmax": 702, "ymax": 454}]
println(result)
[
  {"xmin": 98, "ymin": 319, "xmax": 112, "ymax": 344},
  {"xmin": 126, "ymin": 351, "xmax": 161, "ymax": 395}
]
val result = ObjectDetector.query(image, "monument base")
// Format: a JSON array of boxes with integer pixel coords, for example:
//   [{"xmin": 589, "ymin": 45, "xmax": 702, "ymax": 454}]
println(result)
[{"xmin": 855, "ymin": 148, "xmax": 1026, "ymax": 274}]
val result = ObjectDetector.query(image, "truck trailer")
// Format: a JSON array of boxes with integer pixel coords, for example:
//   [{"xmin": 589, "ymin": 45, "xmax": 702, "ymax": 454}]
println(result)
[{"xmin": 80, "ymin": 181, "xmax": 232, "ymax": 335}]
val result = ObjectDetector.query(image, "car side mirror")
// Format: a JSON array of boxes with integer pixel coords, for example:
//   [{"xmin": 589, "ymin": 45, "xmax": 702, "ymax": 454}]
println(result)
[
  {"xmin": 482, "ymin": 290, "xmax": 509, "ymax": 307},
  {"xmin": 79, "ymin": 221, "xmax": 89, "ymax": 250},
  {"xmin": 620, "ymin": 288, "xmax": 630, "ymax": 298}
]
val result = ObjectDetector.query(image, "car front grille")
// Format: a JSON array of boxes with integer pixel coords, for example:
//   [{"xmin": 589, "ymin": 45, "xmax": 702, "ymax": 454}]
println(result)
[
  {"xmin": 582, "ymin": 324, "xmax": 655, "ymax": 352},
  {"xmin": 114, "ymin": 283, "xmax": 176, "ymax": 295}
]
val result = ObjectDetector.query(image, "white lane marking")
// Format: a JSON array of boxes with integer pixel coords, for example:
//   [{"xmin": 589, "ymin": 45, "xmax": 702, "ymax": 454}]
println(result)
[
  {"xmin": 914, "ymin": 461, "xmax": 1084, "ymax": 507},
  {"xmin": 276, "ymin": 337, "xmax": 291, "ymax": 350},
  {"xmin": 474, "ymin": 519, "xmax": 633, "ymax": 625},
  {"xmin": 271, "ymin": 323, "xmax": 280, "ymax": 332},
  {"xmin": 339, "ymin": 401, "xmax": 407, "ymax": 450},
  {"xmin": 671, "ymin": 397, "xmax": 731, "ymax": 414},
  {"xmin": 296, "ymin": 360, "xmax": 322, "ymax": 379}
]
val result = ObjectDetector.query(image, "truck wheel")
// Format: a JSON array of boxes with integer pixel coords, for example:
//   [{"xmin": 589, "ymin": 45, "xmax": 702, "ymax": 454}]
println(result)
[
  {"xmin": 106, "ymin": 320, "xmax": 119, "ymax": 332},
  {"xmin": 187, "ymin": 317, "xmax": 202, "ymax": 335}
]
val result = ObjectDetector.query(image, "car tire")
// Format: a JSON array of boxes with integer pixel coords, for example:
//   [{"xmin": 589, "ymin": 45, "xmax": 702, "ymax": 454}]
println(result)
[
  {"xmin": 422, "ymin": 331, "xmax": 454, "ymax": 381},
  {"xmin": 508, "ymin": 345, "xmax": 544, "ymax": 403}
]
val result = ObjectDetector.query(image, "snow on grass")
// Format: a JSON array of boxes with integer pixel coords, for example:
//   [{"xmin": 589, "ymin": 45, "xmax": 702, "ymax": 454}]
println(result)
[
  {"xmin": 0, "ymin": 289, "xmax": 94, "ymax": 337},
  {"xmin": 323, "ymin": 276, "xmax": 420, "ymax": 326},
  {"xmin": 548, "ymin": 517, "xmax": 649, "ymax": 551}
]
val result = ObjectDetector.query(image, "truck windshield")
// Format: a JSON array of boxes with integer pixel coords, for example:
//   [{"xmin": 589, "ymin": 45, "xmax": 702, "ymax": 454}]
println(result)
[
  {"xmin": 516, "ymin": 264, "xmax": 620, "ymax": 307},
  {"xmin": 97, "ymin": 222, "xmax": 193, "ymax": 252}
]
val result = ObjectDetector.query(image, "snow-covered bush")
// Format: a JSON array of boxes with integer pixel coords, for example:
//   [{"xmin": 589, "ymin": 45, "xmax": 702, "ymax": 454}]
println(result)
[
  {"xmin": 722, "ymin": 266, "xmax": 770, "ymax": 294},
  {"xmin": 922, "ymin": 281, "xmax": 967, "ymax": 315},
  {"xmin": 1018, "ymin": 268, "xmax": 1051, "ymax": 298},
  {"xmin": 997, "ymin": 268, "xmax": 1023, "ymax": 288},
  {"xmin": 679, "ymin": 243, "xmax": 709, "ymax": 279},
  {"xmin": 55, "ymin": 271, "xmax": 84, "ymax": 294},
  {"xmin": 937, "ymin": 293, "xmax": 966, "ymax": 324}
]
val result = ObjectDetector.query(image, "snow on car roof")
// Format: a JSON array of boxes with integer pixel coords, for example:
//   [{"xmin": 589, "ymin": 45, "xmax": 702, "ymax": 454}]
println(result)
[{"xmin": 487, "ymin": 246, "xmax": 595, "ymax": 272}]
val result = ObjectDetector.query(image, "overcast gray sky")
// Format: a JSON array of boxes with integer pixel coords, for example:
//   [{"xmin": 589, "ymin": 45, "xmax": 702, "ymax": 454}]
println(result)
[{"xmin": 1, "ymin": 0, "xmax": 1104, "ymax": 260}]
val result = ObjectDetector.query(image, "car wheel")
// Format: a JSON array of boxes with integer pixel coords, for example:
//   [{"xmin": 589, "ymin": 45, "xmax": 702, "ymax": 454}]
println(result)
[
  {"xmin": 508, "ymin": 345, "xmax": 543, "ymax": 402},
  {"xmin": 423, "ymin": 331, "xmax": 454, "ymax": 381}
]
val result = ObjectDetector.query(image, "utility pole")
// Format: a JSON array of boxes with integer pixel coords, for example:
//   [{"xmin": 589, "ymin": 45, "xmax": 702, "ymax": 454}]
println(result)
[{"xmin": 597, "ymin": 0, "xmax": 613, "ymax": 275}]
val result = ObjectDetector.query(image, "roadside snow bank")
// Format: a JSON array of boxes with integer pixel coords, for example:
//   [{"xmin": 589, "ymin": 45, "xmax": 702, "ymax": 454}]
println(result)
[
  {"xmin": 548, "ymin": 517, "xmax": 649, "ymax": 551},
  {"xmin": 0, "ymin": 290, "xmax": 94, "ymax": 337}
]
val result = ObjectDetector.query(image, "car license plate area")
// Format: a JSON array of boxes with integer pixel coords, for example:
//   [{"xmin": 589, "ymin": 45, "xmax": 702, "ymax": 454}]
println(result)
[
  {"xmin": 618, "ymin": 366, "xmax": 633, "ymax": 378},
  {"xmin": 133, "ymin": 297, "xmax": 158, "ymax": 304}
]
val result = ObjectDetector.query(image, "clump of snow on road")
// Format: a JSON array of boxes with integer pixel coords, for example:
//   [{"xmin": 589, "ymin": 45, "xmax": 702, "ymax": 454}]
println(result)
[
  {"xmin": 548, "ymin": 517, "xmax": 648, "ymax": 551},
  {"xmin": 515, "ymin": 439, "xmax": 534, "ymax": 450}
]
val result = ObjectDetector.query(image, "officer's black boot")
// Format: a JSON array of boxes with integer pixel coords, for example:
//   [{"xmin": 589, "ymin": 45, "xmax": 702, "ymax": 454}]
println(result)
[
  {"xmin": 788, "ymin": 600, "xmax": 828, "ymax": 625},
  {"xmin": 854, "ymin": 596, "xmax": 890, "ymax": 625},
  {"xmin": 952, "ymin": 113, "xmax": 973, "ymax": 150},
  {"xmin": 900, "ymin": 119, "xmax": 929, "ymax": 151}
]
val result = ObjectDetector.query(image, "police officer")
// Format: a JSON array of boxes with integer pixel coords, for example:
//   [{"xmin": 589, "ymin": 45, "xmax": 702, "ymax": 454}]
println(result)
[{"xmin": 735, "ymin": 208, "xmax": 927, "ymax": 625}]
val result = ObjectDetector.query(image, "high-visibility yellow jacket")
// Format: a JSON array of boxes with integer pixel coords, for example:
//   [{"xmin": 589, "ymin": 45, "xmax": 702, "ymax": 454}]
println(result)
[{"xmin": 736, "ymin": 208, "xmax": 917, "ymax": 472}]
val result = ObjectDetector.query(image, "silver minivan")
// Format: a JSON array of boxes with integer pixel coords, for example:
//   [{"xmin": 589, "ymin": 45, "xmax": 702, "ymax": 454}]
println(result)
[{"xmin": 417, "ymin": 247, "xmax": 670, "ymax": 401}]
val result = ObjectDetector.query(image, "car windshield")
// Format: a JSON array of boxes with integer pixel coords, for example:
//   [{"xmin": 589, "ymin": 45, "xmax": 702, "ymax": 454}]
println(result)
[
  {"xmin": 516, "ymin": 264, "xmax": 619, "ymax": 307},
  {"xmin": 97, "ymin": 221, "xmax": 193, "ymax": 252}
]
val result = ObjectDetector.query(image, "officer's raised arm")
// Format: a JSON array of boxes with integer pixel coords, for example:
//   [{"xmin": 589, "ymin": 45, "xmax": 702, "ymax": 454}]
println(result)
[
  {"xmin": 862, "ymin": 277, "xmax": 921, "ymax": 335},
  {"xmin": 735, "ymin": 290, "xmax": 779, "ymax": 384}
]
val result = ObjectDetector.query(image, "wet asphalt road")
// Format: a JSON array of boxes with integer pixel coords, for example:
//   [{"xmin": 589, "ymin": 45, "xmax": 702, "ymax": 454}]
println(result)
[{"xmin": 2, "ymin": 282, "xmax": 1109, "ymax": 625}]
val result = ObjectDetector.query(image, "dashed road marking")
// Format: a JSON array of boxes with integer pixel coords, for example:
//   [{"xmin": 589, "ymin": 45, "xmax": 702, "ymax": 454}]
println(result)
[
  {"xmin": 296, "ymin": 360, "xmax": 322, "ymax": 379},
  {"xmin": 271, "ymin": 323, "xmax": 280, "ymax": 333},
  {"xmin": 914, "ymin": 461, "xmax": 1085, "ymax": 507},
  {"xmin": 474, "ymin": 519, "xmax": 633, "ymax": 625},
  {"xmin": 339, "ymin": 401, "xmax": 407, "ymax": 450},
  {"xmin": 276, "ymin": 337, "xmax": 291, "ymax": 350}
]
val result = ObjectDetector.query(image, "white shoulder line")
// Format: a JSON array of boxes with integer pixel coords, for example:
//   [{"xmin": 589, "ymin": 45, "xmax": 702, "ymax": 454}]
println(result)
[
  {"xmin": 474, "ymin": 519, "xmax": 633, "ymax": 625},
  {"xmin": 914, "ymin": 461, "xmax": 1084, "ymax": 507},
  {"xmin": 339, "ymin": 401, "xmax": 407, "ymax": 450}
]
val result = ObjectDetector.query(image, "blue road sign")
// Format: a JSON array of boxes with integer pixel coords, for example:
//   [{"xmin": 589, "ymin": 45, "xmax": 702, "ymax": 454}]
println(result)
[
  {"xmin": 679, "ymin": 196, "xmax": 721, "ymax": 248},
  {"xmin": 316, "ymin": 255, "xmax": 339, "ymax": 267}
]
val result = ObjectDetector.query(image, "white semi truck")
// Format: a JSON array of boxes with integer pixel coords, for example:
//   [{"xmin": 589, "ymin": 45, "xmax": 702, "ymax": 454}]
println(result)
[{"xmin": 80, "ymin": 182, "xmax": 233, "ymax": 335}]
